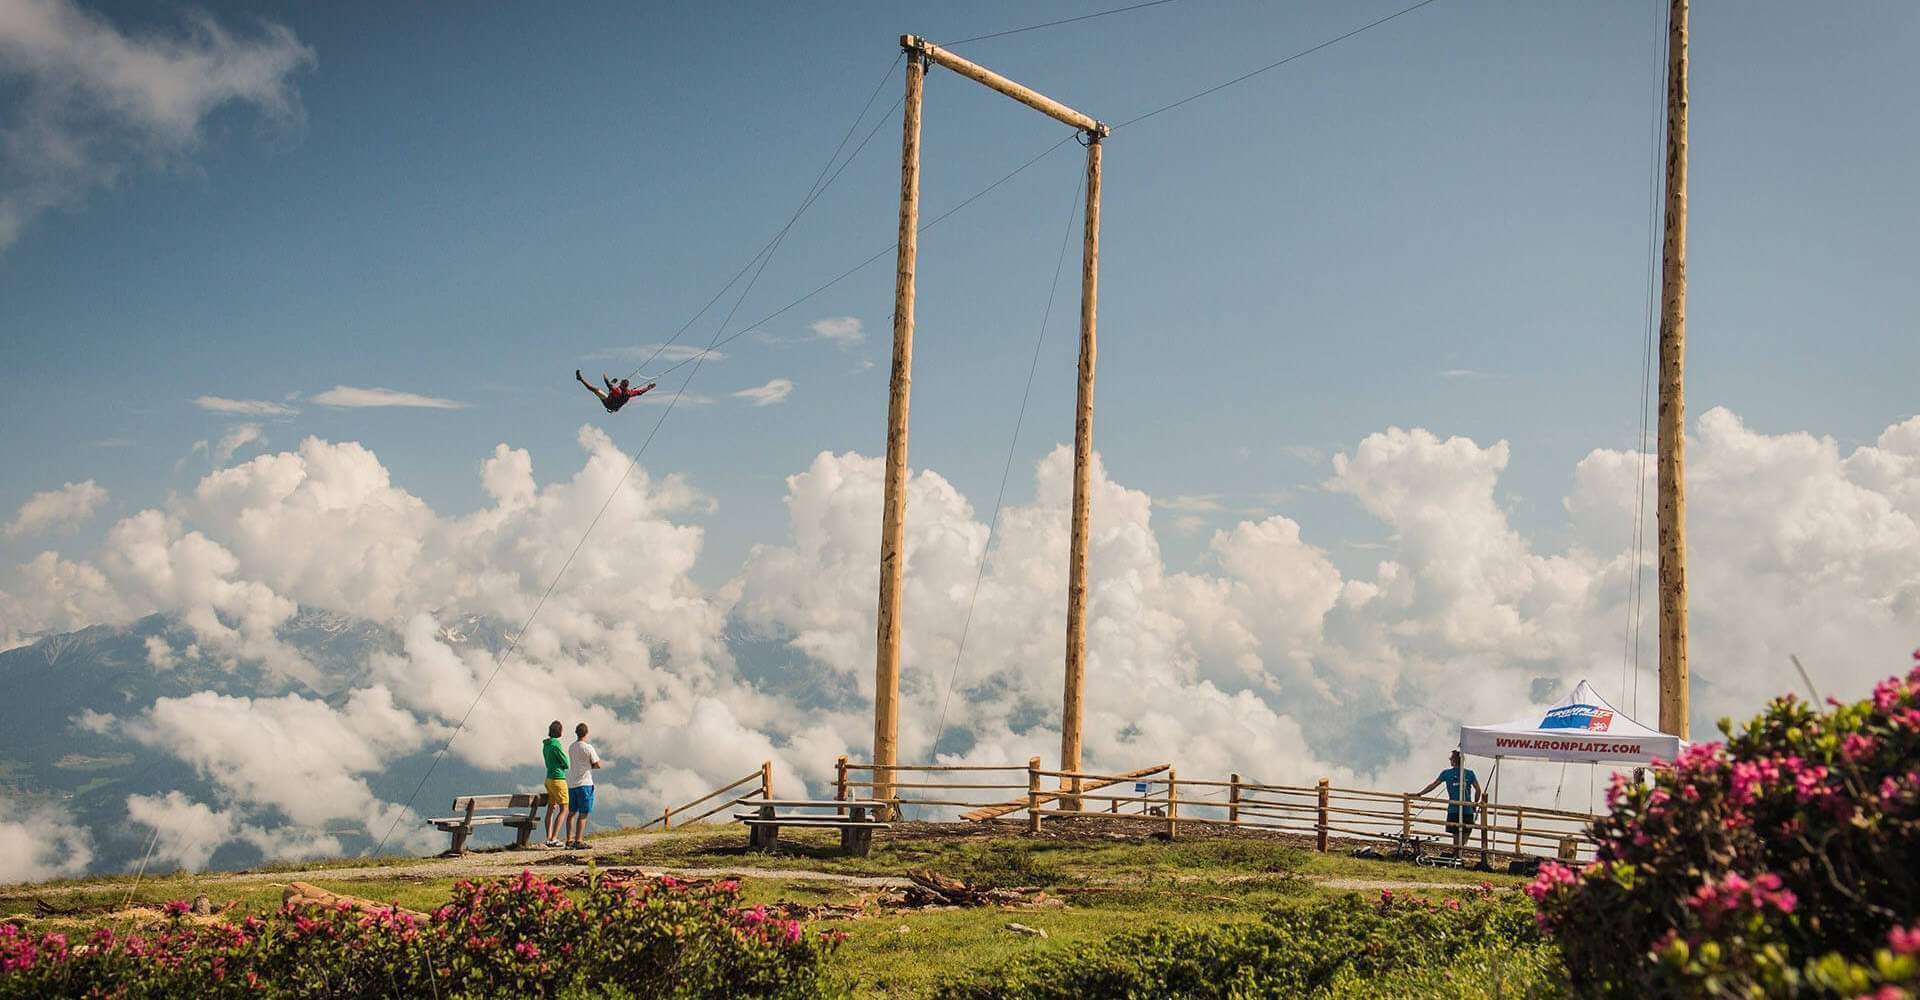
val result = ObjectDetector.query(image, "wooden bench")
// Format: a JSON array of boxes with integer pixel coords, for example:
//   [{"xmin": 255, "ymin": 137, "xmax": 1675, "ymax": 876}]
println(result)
[
  {"xmin": 427, "ymin": 793, "xmax": 549, "ymax": 855},
  {"xmin": 732, "ymin": 799, "xmax": 891, "ymax": 857}
]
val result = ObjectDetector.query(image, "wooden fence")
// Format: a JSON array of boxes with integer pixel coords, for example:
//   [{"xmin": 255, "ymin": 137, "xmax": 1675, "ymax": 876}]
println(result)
[
  {"xmin": 836, "ymin": 758, "xmax": 1599, "ymax": 863},
  {"xmin": 638, "ymin": 761, "xmax": 772, "ymax": 830}
]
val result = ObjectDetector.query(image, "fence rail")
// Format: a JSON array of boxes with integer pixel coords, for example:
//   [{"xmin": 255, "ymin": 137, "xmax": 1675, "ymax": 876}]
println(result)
[
  {"xmin": 832, "ymin": 757, "xmax": 1603, "ymax": 863},
  {"xmin": 638, "ymin": 761, "xmax": 773, "ymax": 830}
]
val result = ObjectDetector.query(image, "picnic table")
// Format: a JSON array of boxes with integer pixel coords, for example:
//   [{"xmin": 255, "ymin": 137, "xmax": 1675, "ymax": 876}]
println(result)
[{"xmin": 732, "ymin": 798, "xmax": 891, "ymax": 857}]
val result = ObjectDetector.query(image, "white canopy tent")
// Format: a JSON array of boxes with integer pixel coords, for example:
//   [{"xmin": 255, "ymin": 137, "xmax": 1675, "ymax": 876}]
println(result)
[
  {"xmin": 1449, "ymin": 680, "xmax": 1686, "ymax": 860},
  {"xmin": 1459, "ymin": 680, "xmax": 1685, "ymax": 766}
]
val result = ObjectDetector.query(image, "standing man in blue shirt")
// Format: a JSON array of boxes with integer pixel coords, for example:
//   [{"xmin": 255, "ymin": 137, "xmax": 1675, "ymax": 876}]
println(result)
[{"xmin": 1412, "ymin": 750, "xmax": 1484, "ymax": 852}]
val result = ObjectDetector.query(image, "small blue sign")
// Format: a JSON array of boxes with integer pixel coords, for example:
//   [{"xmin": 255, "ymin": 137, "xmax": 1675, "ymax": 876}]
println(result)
[{"xmin": 1134, "ymin": 782, "xmax": 1149, "ymax": 794}]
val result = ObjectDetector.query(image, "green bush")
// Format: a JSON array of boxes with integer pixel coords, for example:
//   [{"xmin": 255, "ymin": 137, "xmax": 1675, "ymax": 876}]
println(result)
[
  {"xmin": 0, "ymin": 870, "xmax": 843, "ymax": 999},
  {"xmin": 1530, "ymin": 652, "xmax": 1920, "ymax": 998},
  {"xmin": 936, "ymin": 886, "xmax": 1559, "ymax": 999}
]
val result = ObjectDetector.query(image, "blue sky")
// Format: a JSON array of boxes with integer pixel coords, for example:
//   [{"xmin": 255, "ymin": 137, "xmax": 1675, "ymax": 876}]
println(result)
[{"xmin": 3, "ymin": 0, "xmax": 1917, "ymax": 586}]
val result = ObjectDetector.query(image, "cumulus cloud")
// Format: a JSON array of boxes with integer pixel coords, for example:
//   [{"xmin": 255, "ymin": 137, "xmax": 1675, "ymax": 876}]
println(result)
[
  {"xmin": 6, "ymin": 479, "xmax": 105, "ymax": 537},
  {"xmin": 118, "ymin": 687, "xmax": 437, "ymax": 853},
  {"xmin": 731, "ymin": 378, "xmax": 794, "ymax": 407},
  {"xmin": 3, "ymin": 406, "xmax": 1918, "ymax": 869},
  {"xmin": 0, "ymin": 0, "xmax": 314, "ymax": 250},
  {"xmin": 311, "ymin": 386, "xmax": 466, "ymax": 409},
  {"xmin": 195, "ymin": 396, "xmax": 297, "ymax": 417},
  {"xmin": 0, "ymin": 795, "xmax": 94, "ymax": 883},
  {"xmin": 126, "ymin": 791, "xmax": 345, "ymax": 871},
  {"xmin": 808, "ymin": 316, "xmax": 863, "ymax": 347}
]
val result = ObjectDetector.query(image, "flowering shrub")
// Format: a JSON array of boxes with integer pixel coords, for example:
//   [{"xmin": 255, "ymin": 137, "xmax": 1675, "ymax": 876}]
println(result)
[
  {"xmin": 937, "ymin": 885, "xmax": 1557, "ymax": 999},
  {"xmin": 0, "ymin": 869, "xmax": 842, "ymax": 999},
  {"xmin": 1531, "ymin": 652, "xmax": 1920, "ymax": 998}
]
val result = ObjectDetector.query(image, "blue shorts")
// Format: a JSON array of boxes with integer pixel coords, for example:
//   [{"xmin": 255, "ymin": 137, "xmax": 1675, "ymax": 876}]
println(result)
[{"xmin": 568, "ymin": 784, "xmax": 595, "ymax": 816}]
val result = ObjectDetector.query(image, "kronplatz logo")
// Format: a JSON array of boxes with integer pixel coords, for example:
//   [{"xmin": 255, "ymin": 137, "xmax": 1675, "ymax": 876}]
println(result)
[{"xmin": 1539, "ymin": 703, "xmax": 1615, "ymax": 732}]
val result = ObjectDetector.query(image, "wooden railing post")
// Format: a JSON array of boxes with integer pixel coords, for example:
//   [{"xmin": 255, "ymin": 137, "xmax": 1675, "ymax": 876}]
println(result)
[
  {"xmin": 760, "ymin": 761, "xmax": 773, "ymax": 802},
  {"xmin": 662, "ymin": 805, "xmax": 672, "ymax": 831},
  {"xmin": 835, "ymin": 755, "xmax": 849, "ymax": 817},
  {"xmin": 1401, "ymin": 793, "xmax": 1412, "ymax": 839},
  {"xmin": 1026, "ymin": 757, "xmax": 1043, "ymax": 835},
  {"xmin": 1480, "ymin": 801, "xmax": 1492, "ymax": 860},
  {"xmin": 1315, "ymin": 778, "xmax": 1330, "ymax": 853},
  {"xmin": 1514, "ymin": 807, "xmax": 1524, "ymax": 855},
  {"xmin": 1228, "ymin": 773, "xmax": 1241, "ymax": 825},
  {"xmin": 1166, "ymin": 769, "xmax": 1179, "ymax": 839}
]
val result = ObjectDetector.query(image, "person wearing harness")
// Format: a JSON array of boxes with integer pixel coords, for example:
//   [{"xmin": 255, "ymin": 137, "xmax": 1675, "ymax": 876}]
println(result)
[{"xmin": 576, "ymin": 370, "xmax": 656, "ymax": 412}]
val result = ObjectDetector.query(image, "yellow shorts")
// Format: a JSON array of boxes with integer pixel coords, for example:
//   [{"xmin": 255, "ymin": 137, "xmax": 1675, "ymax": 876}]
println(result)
[{"xmin": 544, "ymin": 778, "xmax": 569, "ymax": 807}]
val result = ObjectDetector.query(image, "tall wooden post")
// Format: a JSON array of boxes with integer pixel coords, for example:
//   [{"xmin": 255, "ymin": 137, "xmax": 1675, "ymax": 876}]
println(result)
[
  {"xmin": 1060, "ymin": 129, "xmax": 1105, "ymax": 810},
  {"xmin": 1026, "ymin": 756, "xmax": 1043, "ymax": 835},
  {"xmin": 874, "ymin": 45, "xmax": 925, "ymax": 810},
  {"xmin": 1656, "ymin": 0, "xmax": 1690, "ymax": 739},
  {"xmin": 1315, "ymin": 778, "xmax": 1330, "ymax": 853}
]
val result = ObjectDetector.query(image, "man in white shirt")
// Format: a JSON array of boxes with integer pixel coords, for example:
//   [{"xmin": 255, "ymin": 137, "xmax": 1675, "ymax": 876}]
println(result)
[{"xmin": 564, "ymin": 722, "xmax": 605, "ymax": 849}]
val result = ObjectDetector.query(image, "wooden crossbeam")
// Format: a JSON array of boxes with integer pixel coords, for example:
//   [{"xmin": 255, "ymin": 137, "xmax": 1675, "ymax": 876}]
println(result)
[{"xmin": 904, "ymin": 35, "xmax": 1105, "ymax": 135}]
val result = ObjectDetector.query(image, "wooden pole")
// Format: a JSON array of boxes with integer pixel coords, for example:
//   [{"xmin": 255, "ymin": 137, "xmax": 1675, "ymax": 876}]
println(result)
[
  {"xmin": 903, "ymin": 36, "xmax": 1100, "ymax": 132},
  {"xmin": 1481, "ymin": 758, "xmax": 1496, "ymax": 861},
  {"xmin": 1315, "ymin": 778, "xmax": 1330, "ymax": 853},
  {"xmin": 1166, "ymin": 769, "xmax": 1179, "ymax": 840},
  {"xmin": 760, "ymin": 760, "xmax": 774, "ymax": 802},
  {"xmin": 1656, "ymin": 0, "xmax": 1691, "ymax": 740},
  {"xmin": 1401, "ymin": 794, "xmax": 1412, "ymax": 840},
  {"xmin": 1060, "ymin": 131, "xmax": 1104, "ymax": 810},
  {"xmin": 874, "ymin": 47, "xmax": 925, "ymax": 811},
  {"xmin": 1228, "ymin": 773, "xmax": 1241, "ymax": 825},
  {"xmin": 1026, "ymin": 756, "xmax": 1043, "ymax": 835},
  {"xmin": 835, "ymin": 754, "xmax": 849, "ymax": 817}
]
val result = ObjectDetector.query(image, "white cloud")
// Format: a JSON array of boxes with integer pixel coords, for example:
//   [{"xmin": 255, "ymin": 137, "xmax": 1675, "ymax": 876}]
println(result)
[
  {"xmin": 195, "ymin": 396, "xmax": 297, "ymax": 417},
  {"xmin": 126, "ymin": 791, "xmax": 345, "ymax": 871},
  {"xmin": 119, "ymin": 687, "xmax": 436, "ymax": 850},
  {"xmin": 0, "ymin": 0, "xmax": 314, "ymax": 250},
  {"xmin": 6, "ymin": 479, "xmax": 105, "ymax": 537},
  {"xmin": 0, "ymin": 795, "xmax": 94, "ymax": 883},
  {"xmin": 4, "ymin": 406, "xmax": 1919, "ymax": 869},
  {"xmin": 124, "ymin": 791, "xmax": 234, "ymax": 872},
  {"xmin": 213, "ymin": 423, "xmax": 265, "ymax": 463},
  {"xmin": 809, "ymin": 316, "xmax": 864, "ymax": 347},
  {"xmin": 1438, "ymin": 368, "xmax": 1490, "ymax": 379},
  {"xmin": 311, "ymin": 386, "xmax": 466, "ymax": 410},
  {"xmin": 731, "ymin": 378, "xmax": 794, "ymax": 407}
]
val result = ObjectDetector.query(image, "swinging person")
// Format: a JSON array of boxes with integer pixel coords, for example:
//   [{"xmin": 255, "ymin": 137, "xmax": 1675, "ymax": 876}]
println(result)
[{"xmin": 576, "ymin": 370, "xmax": 656, "ymax": 412}]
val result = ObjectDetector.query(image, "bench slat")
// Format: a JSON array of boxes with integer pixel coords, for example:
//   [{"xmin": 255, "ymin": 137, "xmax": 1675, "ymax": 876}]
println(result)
[
  {"xmin": 451, "ymin": 793, "xmax": 547, "ymax": 810},
  {"xmin": 734, "ymin": 817, "xmax": 891, "ymax": 828},
  {"xmin": 429, "ymin": 815, "xmax": 511, "ymax": 827}
]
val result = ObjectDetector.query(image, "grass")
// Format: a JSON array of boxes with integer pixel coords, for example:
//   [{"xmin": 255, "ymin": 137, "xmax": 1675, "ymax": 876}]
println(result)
[{"xmin": 1, "ymin": 822, "xmax": 1539, "ymax": 997}]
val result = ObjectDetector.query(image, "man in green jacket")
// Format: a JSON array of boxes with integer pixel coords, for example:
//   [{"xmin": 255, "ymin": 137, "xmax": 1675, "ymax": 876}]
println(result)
[{"xmin": 541, "ymin": 721, "xmax": 571, "ymax": 849}]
